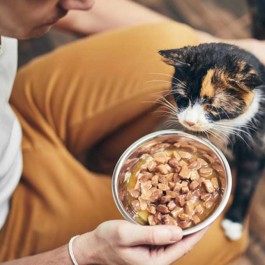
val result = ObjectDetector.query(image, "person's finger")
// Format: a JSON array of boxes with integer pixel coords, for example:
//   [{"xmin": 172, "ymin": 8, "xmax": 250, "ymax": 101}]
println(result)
[
  {"xmin": 161, "ymin": 227, "xmax": 209, "ymax": 264},
  {"xmin": 118, "ymin": 223, "xmax": 183, "ymax": 246}
]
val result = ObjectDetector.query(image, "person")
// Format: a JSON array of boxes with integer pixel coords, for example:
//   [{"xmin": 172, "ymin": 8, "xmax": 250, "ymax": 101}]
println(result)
[{"xmin": 0, "ymin": 0, "xmax": 264, "ymax": 264}]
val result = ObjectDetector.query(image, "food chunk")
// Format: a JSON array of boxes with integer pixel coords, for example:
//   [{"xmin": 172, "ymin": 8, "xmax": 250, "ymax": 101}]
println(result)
[{"xmin": 123, "ymin": 138, "xmax": 225, "ymax": 230}]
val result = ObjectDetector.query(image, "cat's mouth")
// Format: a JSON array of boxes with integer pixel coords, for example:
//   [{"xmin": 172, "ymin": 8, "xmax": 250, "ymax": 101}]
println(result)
[{"xmin": 180, "ymin": 121, "xmax": 212, "ymax": 132}]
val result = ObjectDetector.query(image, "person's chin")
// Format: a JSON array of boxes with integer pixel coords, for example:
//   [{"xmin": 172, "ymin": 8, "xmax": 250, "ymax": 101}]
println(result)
[{"xmin": 19, "ymin": 25, "xmax": 52, "ymax": 40}]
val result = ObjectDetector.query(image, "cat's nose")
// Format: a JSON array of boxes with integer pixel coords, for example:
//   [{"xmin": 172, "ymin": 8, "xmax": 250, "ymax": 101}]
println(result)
[{"xmin": 183, "ymin": 121, "xmax": 195, "ymax": 127}]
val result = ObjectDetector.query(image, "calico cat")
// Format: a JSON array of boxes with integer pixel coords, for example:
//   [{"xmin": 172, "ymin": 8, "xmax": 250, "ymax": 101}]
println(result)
[{"xmin": 159, "ymin": 42, "xmax": 265, "ymax": 240}]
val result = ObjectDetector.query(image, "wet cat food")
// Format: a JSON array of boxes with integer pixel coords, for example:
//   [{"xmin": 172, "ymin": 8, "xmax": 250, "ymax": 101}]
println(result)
[{"xmin": 117, "ymin": 134, "xmax": 227, "ymax": 230}]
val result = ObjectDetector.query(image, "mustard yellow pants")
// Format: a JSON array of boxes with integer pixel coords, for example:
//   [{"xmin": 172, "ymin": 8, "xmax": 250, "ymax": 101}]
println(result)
[{"xmin": 0, "ymin": 22, "xmax": 248, "ymax": 264}]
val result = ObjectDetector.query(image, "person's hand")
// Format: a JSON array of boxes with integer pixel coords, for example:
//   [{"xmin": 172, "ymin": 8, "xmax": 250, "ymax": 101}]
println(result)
[{"xmin": 73, "ymin": 220, "xmax": 208, "ymax": 265}]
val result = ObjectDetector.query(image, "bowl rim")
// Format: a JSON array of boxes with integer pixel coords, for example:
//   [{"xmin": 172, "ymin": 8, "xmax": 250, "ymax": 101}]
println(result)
[{"xmin": 112, "ymin": 129, "xmax": 232, "ymax": 236}]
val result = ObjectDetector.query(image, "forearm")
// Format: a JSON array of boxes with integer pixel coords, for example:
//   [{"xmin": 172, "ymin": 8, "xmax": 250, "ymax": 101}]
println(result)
[
  {"xmin": 55, "ymin": 0, "xmax": 171, "ymax": 35},
  {"xmin": 55, "ymin": 0, "xmax": 265, "ymax": 65},
  {"xmin": 2, "ymin": 232, "xmax": 95, "ymax": 265},
  {"xmin": 2, "ymin": 245, "xmax": 72, "ymax": 265}
]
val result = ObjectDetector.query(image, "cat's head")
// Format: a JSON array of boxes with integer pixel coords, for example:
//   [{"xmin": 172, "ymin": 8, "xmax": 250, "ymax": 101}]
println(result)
[{"xmin": 159, "ymin": 43, "xmax": 264, "ymax": 135}]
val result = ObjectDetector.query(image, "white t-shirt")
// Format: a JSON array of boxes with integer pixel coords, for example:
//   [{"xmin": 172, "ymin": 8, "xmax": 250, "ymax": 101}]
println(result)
[{"xmin": 0, "ymin": 36, "xmax": 23, "ymax": 229}]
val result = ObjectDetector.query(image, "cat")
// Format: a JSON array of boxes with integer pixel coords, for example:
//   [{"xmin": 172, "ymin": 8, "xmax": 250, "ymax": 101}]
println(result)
[{"xmin": 158, "ymin": 42, "xmax": 265, "ymax": 240}]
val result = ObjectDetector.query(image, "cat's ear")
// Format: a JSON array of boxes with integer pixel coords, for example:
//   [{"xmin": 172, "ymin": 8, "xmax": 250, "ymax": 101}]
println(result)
[
  {"xmin": 232, "ymin": 61, "xmax": 264, "ymax": 91},
  {"xmin": 238, "ymin": 74, "xmax": 263, "ymax": 90},
  {"xmin": 231, "ymin": 67, "xmax": 263, "ymax": 91},
  {"xmin": 159, "ymin": 49, "xmax": 190, "ymax": 68}
]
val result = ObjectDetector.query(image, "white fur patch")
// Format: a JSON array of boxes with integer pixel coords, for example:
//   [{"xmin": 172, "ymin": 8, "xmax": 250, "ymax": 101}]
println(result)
[
  {"xmin": 221, "ymin": 219, "xmax": 243, "ymax": 241},
  {"xmin": 178, "ymin": 103, "xmax": 212, "ymax": 131},
  {"xmin": 217, "ymin": 89, "xmax": 261, "ymax": 128}
]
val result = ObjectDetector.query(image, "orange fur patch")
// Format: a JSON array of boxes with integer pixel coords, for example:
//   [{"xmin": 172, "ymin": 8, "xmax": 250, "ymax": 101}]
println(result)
[
  {"xmin": 200, "ymin": 67, "xmax": 255, "ymax": 114},
  {"xmin": 200, "ymin": 69, "xmax": 216, "ymax": 98},
  {"xmin": 242, "ymin": 91, "xmax": 254, "ymax": 108}
]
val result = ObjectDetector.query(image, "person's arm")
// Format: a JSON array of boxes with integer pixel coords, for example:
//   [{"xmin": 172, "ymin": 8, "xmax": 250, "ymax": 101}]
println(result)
[
  {"xmin": 198, "ymin": 30, "xmax": 265, "ymax": 64},
  {"xmin": 3, "ymin": 245, "xmax": 73, "ymax": 265},
  {"xmin": 56, "ymin": 0, "xmax": 265, "ymax": 64},
  {"xmin": 3, "ymin": 220, "xmax": 207, "ymax": 265},
  {"xmin": 55, "ymin": 0, "xmax": 171, "ymax": 35}
]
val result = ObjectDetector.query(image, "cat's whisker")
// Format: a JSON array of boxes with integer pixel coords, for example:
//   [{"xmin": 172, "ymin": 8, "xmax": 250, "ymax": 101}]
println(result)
[
  {"xmin": 212, "ymin": 128, "xmax": 236, "ymax": 149},
  {"xmin": 199, "ymin": 131, "xmax": 209, "ymax": 141},
  {"xmin": 205, "ymin": 129, "xmax": 227, "ymax": 149},
  {"xmin": 218, "ymin": 106, "xmax": 231, "ymax": 120},
  {"xmin": 171, "ymin": 86, "xmax": 187, "ymax": 93},
  {"xmin": 142, "ymin": 83, "xmax": 184, "ymax": 102},
  {"xmin": 141, "ymin": 96, "xmax": 168, "ymax": 105},
  {"xmin": 147, "ymin": 72, "xmax": 176, "ymax": 79},
  {"xmin": 145, "ymin": 79, "xmax": 185, "ymax": 89},
  {"xmin": 213, "ymin": 125, "xmax": 238, "ymax": 139},
  {"xmin": 208, "ymin": 128, "xmax": 227, "ymax": 143},
  {"xmin": 214, "ymin": 124, "xmax": 244, "ymax": 136},
  {"xmin": 158, "ymin": 97, "xmax": 178, "ymax": 113},
  {"xmin": 145, "ymin": 79, "xmax": 172, "ymax": 85},
  {"xmin": 227, "ymin": 102, "xmax": 242, "ymax": 111},
  {"xmin": 153, "ymin": 99, "xmax": 180, "ymax": 125},
  {"xmin": 242, "ymin": 125, "xmax": 257, "ymax": 135},
  {"xmin": 164, "ymin": 120, "xmax": 179, "ymax": 129},
  {"xmin": 207, "ymin": 132, "xmax": 224, "ymax": 148},
  {"xmin": 140, "ymin": 86, "xmax": 170, "ymax": 100},
  {"xmin": 212, "ymin": 106, "xmax": 222, "ymax": 121},
  {"xmin": 211, "ymin": 127, "xmax": 233, "ymax": 146},
  {"xmin": 153, "ymin": 109, "xmax": 176, "ymax": 118},
  {"xmin": 140, "ymin": 87, "xmax": 174, "ymax": 106},
  {"xmin": 216, "ymin": 123, "xmax": 253, "ymax": 136},
  {"xmin": 169, "ymin": 92, "xmax": 185, "ymax": 99},
  {"xmin": 146, "ymin": 72, "xmax": 187, "ymax": 88},
  {"xmin": 220, "ymin": 99, "xmax": 242, "ymax": 110},
  {"xmin": 163, "ymin": 115, "xmax": 181, "ymax": 129},
  {"xmin": 218, "ymin": 121, "xmax": 256, "ymax": 132},
  {"xmin": 214, "ymin": 124, "xmax": 252, "ymax": 148},
  {"xmin": 234, "ymin": 134, "xmax": 251, "ymax": 149},
  {"xmin": 210, "ymin": 128, "xmax": 233, "ymax": 152},
  {"xmin": 143, "ymin": 81, "xmax": 186, "ymax": 102},
  {"xmin": 152, "ymin": 110, "xmax": 171, "ymax": 118},
  {"xmin": 144, "ymin": 80, "xmax": 177, "ymax": 91},
  {"xmin": 249, "ymin": 116, "xmax": 262, "ymax": 130},
  {"xmin": 213, "ymin": 103, "xmax": 231, "ymax": 120}
]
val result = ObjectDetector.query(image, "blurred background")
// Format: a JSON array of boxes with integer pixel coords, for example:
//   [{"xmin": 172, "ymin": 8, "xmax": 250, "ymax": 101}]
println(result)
[{"xmin": 18, "ymin": 1, "xmax": 265, "ymax": 264}]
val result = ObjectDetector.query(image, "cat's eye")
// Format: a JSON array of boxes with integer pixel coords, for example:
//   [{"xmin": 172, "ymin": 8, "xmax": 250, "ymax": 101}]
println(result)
[
  {"xmin": 202, "ymin": 96, "xmax": 213, "ymax": 104},
  {"xmin": 174, "ymin": 95, "xmax": 189, "ymax": 109}
]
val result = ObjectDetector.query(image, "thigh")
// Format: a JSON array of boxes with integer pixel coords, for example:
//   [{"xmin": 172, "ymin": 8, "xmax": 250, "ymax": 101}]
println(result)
[
  {"xmin": 10, "ymin": 22, "xmax": 198, "ymax": 157},
  {"xmin": 0, "ymin": 139, "xmax": 122, "ymax": 261},
  {"xmin": 1, "ymin": 21, "xmax": 199, "ymax": 261}
]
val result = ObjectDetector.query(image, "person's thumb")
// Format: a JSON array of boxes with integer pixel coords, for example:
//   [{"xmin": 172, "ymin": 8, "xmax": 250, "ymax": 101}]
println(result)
[{"xmin": 120, "ymin": 223, "xmax": 183, "ymax": 246}]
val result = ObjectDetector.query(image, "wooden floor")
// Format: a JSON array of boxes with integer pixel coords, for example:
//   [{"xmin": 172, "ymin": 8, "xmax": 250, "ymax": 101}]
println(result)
[{"xmin": 18, "ymin": 1, "xmax": 265, "ymax": 264}]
